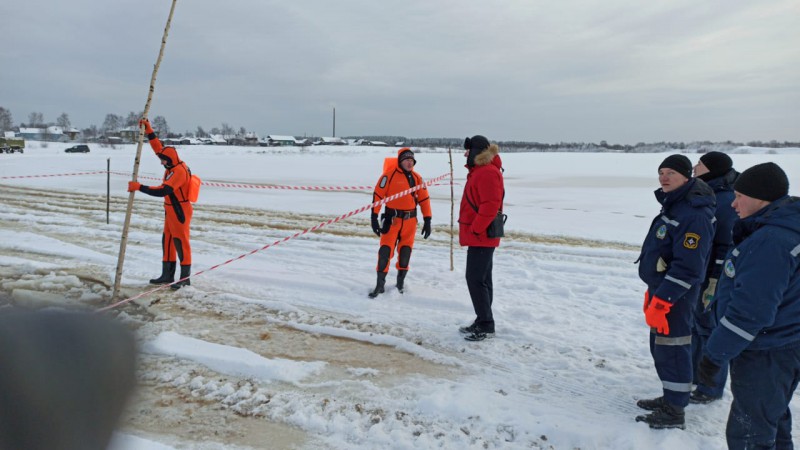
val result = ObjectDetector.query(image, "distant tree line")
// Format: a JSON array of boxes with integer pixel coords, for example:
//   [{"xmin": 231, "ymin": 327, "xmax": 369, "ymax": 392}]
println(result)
[
  {"xmin": 1, "ymin": 106, "xmax": 798, "ymax": 150},
  {"xmin": 345, "ymin": 136, "xmax": 800, "ymax": 153}
]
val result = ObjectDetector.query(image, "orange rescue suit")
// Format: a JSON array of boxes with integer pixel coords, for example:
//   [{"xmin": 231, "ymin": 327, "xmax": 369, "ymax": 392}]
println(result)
[
  {"xmin": 142, "ymin": 135, "xmax": 193, "ymax": 266},
  {"xmin": 371, "ymin": 151, "xmax": 432, "ymax": 273}
]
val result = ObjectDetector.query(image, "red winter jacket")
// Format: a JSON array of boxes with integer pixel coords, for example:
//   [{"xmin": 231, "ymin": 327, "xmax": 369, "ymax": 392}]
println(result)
[{"xmin": 458, "ymin": 144, "xmax": 504, "ymax": 247}]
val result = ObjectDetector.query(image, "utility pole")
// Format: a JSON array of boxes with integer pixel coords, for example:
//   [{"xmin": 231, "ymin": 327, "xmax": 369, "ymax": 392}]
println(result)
[{"xmin": 332, "ymin": 107, "xmax": 336, "ymax": 137}]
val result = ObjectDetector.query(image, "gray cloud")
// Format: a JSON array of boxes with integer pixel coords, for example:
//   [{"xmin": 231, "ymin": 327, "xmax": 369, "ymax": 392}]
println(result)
[{"xmin": 2, "ymin": 0, "xmax": 798, "ymax": 143}]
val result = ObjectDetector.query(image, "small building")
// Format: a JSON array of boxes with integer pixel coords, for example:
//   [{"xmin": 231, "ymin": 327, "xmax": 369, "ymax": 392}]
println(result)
[
  {"xmin": 266, "ymin": 135, "xmax": 297, "ymax": 146},
  {"xmin": 18, "ymin": 126, "xmax": 66, "ymax": 142},
  {"xmin": 313, "ymin": 137, "xmax": 347, "ymax": 146}
]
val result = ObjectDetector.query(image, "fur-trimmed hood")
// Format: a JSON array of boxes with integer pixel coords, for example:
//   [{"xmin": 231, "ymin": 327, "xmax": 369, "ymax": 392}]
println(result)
[{"xmin": 473, "ymin": 143, "xmax": 499, "ymax": 167}]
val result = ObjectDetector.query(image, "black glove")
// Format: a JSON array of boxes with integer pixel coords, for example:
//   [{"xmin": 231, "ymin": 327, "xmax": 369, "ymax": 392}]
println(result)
[
  {"xmin": 421, "ymin": 217, "xmax": 432, "ymax": 239},
  {"xmin": 380, "ymin": 209, "xmax": 395, "ymax": 234},
  {"xmin": 370, "ymin": 212, "xmax": 381, "ymax": 236},
  {"xmin": 697, "ymin": 355, "xmax": 721, "ymax": 388}
]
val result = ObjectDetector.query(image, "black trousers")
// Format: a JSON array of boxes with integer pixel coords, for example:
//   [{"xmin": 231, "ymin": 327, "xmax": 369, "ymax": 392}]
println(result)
[{"xmin": 466, "ymin": 246, "xmax": 495, "ymax": 332}]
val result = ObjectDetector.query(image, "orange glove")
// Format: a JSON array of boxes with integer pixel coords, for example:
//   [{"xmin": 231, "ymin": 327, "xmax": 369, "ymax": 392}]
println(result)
[
  {"xmin": 139, "ymin": 118, "xmax": 154, "ymax": 134},
  {"xmin": 645, "ymin": 296, "xmax": 672, "ymax": 335},
  {"xmin": 127, "ymin": 181, "xmax": 141, "ymax": 192}
]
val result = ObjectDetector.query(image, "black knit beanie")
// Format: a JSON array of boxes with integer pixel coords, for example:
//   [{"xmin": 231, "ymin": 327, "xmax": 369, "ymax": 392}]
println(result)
[
  {"xmin": 398, "ymin": 149, "xmax": 416, "ymax": 165},
  {"xmin": 733, "ymin": 162, "xmax": 789, "ymax": 202},
  {"xmin": 658, "ymin": 154, "xmax": 693, "ymax": 179},
  {"xmin": 464, "ymin": 135, "xmax": 490, "ymax": 167},
  {"xmin": 699, "ymin": 151, "xmax": 733, "ymax": 180}
]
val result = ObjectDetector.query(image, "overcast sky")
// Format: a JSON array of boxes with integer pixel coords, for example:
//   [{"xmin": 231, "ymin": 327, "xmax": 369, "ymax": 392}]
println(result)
[{"xmin": 2, "ymin": 0, "xmax": 798, "ymax": 143}]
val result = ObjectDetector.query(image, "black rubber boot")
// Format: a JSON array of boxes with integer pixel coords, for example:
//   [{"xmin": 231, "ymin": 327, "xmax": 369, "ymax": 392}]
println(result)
[
  {"xmin": 635, "ymin": 403, "xmax": 685, "ymax": 430},
  {"xmin": 368, "ymin": 272, "xmax": 387, "ymax": 298},
  {"xmin": 149, "ymin": 261, "xmax": 176, "ymax": 285},
  {"xmin": 170, "ymin": 265, "xmax": 191, "ymax": 290},
  {"xmin": 396, "ymin": 270, "xmax": 408, "ymax": 293},
  {"xmin": 636, "ymin": 396, "xmax": 666, "ymax": 412}
]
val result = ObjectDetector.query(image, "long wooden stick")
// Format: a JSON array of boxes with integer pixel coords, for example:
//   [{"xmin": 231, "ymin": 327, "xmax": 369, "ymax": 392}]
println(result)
[
  {"xmin": 449, "ymin": 147, "xmax": 454, "ymax": 271},
  {"xmin": 112, "ymin": 0, "xmax": 179, "ymax": 300}
]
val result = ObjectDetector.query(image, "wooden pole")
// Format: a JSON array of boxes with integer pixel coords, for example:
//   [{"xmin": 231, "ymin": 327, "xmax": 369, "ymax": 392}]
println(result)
[
  {"xmin": 106, "ymin": 158, "xmax": 110, "ymax": 225},
  {"xmin": 449, "ymin": 147, "xmax": 454, "ymax": 271},
  {"xmin": 112, "ymin": 0, "xmax": 179, "ymax": 300}
]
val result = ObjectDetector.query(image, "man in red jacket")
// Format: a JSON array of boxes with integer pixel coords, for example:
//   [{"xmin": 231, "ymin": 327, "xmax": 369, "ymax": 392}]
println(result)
[
  {"xmin": 127, "ymin": 118, "xmax": 193, "ymax": 290},
  {"xmin": 368, "ymin": 148, "xmax": 433, "ymax": 297},
  {"xmin": 458, "ymin": 135, "xmax": 504, "ymax": 341}
]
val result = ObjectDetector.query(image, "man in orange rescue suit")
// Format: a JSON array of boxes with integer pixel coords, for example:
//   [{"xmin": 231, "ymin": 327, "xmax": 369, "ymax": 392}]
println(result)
[
  {"xmin": 127, "ymin": 118, "xmax": 193, "ymax": 290},
  {"xmin": 368, "ymin": 148, "xmax": 432, "ymax": 298}
]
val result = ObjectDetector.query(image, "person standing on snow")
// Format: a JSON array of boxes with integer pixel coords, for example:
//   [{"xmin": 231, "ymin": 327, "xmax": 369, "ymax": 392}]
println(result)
[
  {"xmin": 635, "ymin": 154, "xmax": 715, "ymax": 430},
  {"xmin": 689, "ymin": 151, "xmax": 739, "ymax": 404},
  {"xmin": 368, "ymin": 148, "xmax": 432, "ymax": 298},
  {"xmin": 127, "ymin": 118, "xmax": 194, "ymax": 290},
  {"xmin": 698, "ymin": 163, "xmax": 800, "ymax": 450},
  {"xmin": 457, "ymin": 135, "xmax": 504, "ymax": 342}
]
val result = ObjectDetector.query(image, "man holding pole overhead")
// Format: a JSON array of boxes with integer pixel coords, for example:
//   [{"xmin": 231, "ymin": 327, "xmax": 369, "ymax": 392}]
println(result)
[{"xmin": 127, "ymin": 118, "xmax": 193, "ymax": 290}]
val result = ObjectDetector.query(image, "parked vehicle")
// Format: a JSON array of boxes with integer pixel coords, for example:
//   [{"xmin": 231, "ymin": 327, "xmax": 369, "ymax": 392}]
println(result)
[
  {"xmin": 65, "ymin": 144, "xmax": 90, "ymax": 153},
  {"xmin": 0, "ymin": 137, "xmax": 25, "ymax": 153}
]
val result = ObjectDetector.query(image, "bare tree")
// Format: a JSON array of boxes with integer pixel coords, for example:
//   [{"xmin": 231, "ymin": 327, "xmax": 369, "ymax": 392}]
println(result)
[
  {"xmin": 101, "ymin": 114, "xmax": 122, "ymax": 136},
  {"xmin": 221, "ymin": 123, "xmax": 234, "ymax": 140},
  {"xmin": 152, "ymin": 116, "xmax": 169, "ymax": 136},
  {"xmin": 82, "ymin": 125, "xmax": 98, "ymax": 140},
  {"xmin": 196, "ymin": 126, "xmax": 207, "ymax": 138},
  {"xmin": 124, "ymin": 111, "xmax": 143, "ymax": 127},
  {"xmin": 28, "ymin": 112, "xmax": 44, "ymax": 127},
  {"xmin": 0, "ymin": 107, "xmax": 12, "ymax": 132},
  {"xmin": 56, "ymin": 113, "xmax": 71, "ymax": 129}
]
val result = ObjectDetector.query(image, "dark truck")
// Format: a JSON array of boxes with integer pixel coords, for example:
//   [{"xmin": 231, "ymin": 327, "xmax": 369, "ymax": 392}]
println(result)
[{"xmin": 0, "ymin": 137, "xmax": 24, "ymax": 153}]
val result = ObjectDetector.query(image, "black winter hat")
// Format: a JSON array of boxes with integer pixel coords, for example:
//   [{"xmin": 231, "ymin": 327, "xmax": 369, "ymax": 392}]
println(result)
[
  {"xmin": 699, "ymin": 151, "xmax": 733, "ymax": 179},
  {"xmin": 733, "ymin": 162, "xmax": 789, "ymax": 202},
  {"xmin": 464, "ymin": 135, "xmax": 490, "ymax": 167},
  {"xmin": 464, "ymin": 135, "xmax": 489, "ymax": 152},
  {"xmin": 398, "ymin": 149, "xmax": 416, "ymax": 165},
  {"xmin": 658, "ymin": 154, "xmax": 693, "ymax": 179}
]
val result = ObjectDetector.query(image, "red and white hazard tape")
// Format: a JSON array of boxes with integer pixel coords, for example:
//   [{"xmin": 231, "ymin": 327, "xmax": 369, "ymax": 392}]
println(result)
[
  {"xmin": 109, "ymin": 171, "xmax": 373, "ymax": 191},
  {"xmin": 0, "ymin": 171, "xmax": 108, "ymax": 180},
  {"xmin": 98, "ymin": 171, "xmax": 451, "ymax": 312},
  {"xmin": 4, "ymin": 170, "xmax": 455, "ymax": 190}
]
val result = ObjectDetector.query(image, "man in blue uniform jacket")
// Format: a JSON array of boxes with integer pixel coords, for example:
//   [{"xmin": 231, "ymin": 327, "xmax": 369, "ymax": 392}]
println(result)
[
  {"xmin": 636, "ymin": 154, "xmax": 715, "ymax": 430},
  {"xmin": 698, "ymin": 162, "xmax": 800, "ymax": 450},
  {"xmin": 690, "ymin": 151, "xmax": 739, "ymax": 404}
]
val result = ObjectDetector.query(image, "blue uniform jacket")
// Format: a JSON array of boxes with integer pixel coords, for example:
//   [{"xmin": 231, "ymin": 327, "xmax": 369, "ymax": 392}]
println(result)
[
  {"xmin": 638, "ymin": 178, "xmax": 716, "ymax": 304},
  {"xmin": 704, "ymin": 169, "xmax": 738, "ymax": 280},
  {"xmin": 706, "ymin": 196, "xmax": 800, "ymax": 364}
]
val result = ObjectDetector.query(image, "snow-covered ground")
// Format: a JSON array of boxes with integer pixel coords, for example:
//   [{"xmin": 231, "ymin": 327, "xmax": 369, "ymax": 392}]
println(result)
[{"xmin": 1, "ymin": 142, "xmax": 798, "ymax": 449}]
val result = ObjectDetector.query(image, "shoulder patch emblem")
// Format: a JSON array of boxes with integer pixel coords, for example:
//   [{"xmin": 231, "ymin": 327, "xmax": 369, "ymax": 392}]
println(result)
[
  {"xmin": 165, "ymin": 172, "xmax": 174, "ymax": 181},
  {"xmin": 683, "ymin": 232, "xmax": 700, "ymax": 249},
  {"xmin": 656, "ymin": 224, "xmax": 667, "ymax": 240},
  {"xmin": 379, "ymin": 175, "xmax": 388, "ymax": 189},
  {"xmin": 724, "ymin": 259, "xmax": 735, "ymax": 278}
]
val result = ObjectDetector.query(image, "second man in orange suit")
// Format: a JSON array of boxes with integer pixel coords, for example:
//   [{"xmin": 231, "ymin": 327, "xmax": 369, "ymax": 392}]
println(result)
[{"xmin": 369, "ymin": 148, "xmax": 432, "ymax": 298}]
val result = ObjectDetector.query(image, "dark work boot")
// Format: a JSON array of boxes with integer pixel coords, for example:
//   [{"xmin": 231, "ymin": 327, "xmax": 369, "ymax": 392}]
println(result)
[
  {"xmin": 149, "ymin": 261, "xmax": 176, "ymax": 285},
  {"xmin": 635, "ymin": 403, "xmax": 685, "ymax": 430},
  {"xmin": 636, "ymin": 396, "xmax": 666, "ymax": 412},
  {"xmin": 368, "ymin": 272, "xmax": 387, "ymax": 298},
  {"xmin": 170, "ymin": 265, "xmax": 191, "ymax": 290},
  {"xmin": 396, "ymin": 270, "xmax": 408, "ymax": 293}
]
